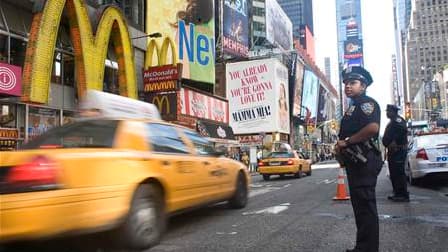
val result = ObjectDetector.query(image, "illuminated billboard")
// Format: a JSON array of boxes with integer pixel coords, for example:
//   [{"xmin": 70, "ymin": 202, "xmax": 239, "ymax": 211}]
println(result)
[
  {"xmin": 222, "ymin": 0, "xmax": 249, "ymax": 57},
  {"xmin": 147, "ymin": 0, "xmax": 215, "ymax": 85},
  {"xmin": 344, "ymin": 38, "xmax": 363, "ymax": 59},
  {"xmin": 226, "ymin": 58, "xmax": 290, "ymax": 134},
  {"xmin": 265, "ymin": 0, "xmax": 293, "ymax": 51},
  {"xmin": 300, "ymin": 69, "xmax": 319, "ymax": 125},
  {"xmin": 292, "ymin": 60, "xmax": 305, "ymax": 118}
]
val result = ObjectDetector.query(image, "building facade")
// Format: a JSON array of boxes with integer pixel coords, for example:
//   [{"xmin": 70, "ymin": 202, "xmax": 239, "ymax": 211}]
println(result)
[
  {"xmin": 335, "ymin": 0, "xmax": 364, "ymax": 68},
  {"xmin": 393, "ymin": 0, "xmax": 413, "ymax": 107},
  {"xmin": 0, "ymin": 0, "xmax": 147, "ymax": 150},
  {"xmin": 277, "ymin": 0, "xmax": 314, "ymax": 38},
  {"xmin": 406, "ymin": 0, "xmax": 448, "ymax": 110}
]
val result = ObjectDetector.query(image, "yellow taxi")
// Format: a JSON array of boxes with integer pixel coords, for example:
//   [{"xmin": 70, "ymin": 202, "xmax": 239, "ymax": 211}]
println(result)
[
  {"xmin": 0, "ymin": 92, "xmax": 249, "ymax": 250},
  {"xmin": 258, "ymin": 151, "xmax": 312, "ymax": 180}
]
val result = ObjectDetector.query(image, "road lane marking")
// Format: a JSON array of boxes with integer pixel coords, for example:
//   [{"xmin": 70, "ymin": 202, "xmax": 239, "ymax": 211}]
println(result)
[
  {"xmin": 312, "ymin": 163, "xmax": 340, "ymax": 169},
  {"xmin": 242, "ymin": 203, "xmax": 290, "ymax": 215},
  {"xmin": 317, "ymin": 179, "xmax": 337, "ymax": 184}
]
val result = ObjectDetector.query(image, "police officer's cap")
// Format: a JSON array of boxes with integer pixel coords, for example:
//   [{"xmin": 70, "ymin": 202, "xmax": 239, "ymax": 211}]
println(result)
[
  {"xmin": 342, "ymin": 66, "xmax": 373, "ymax": 86},
  {"xmin": 386, "ymin": 104, "xmax": 400, "ymax": 112}
]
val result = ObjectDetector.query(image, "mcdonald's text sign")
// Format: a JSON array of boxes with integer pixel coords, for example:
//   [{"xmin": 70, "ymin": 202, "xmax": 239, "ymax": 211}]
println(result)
[{"xmin": 143, "ymin": 64, "xmax": 180, "ymax": 93}]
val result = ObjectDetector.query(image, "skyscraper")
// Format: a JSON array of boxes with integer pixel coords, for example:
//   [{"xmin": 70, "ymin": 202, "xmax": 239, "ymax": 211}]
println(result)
[
  {"xmin": 335, "ymin": 0, "xmax": 364, "ymax": 68},
  {"xmin": 277, "ymin": 0, "xmax": 314, "ymax": 38},
  {"xmin": 405, "ymin": 0, "xmax": 448, "ymax": 102},
  {"xmin": 392, "ymin": 0, "xmax": 412, "ymax": 107}
]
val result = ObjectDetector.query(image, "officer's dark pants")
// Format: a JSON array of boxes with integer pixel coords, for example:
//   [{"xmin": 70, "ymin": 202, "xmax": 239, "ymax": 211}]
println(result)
[
  {"xmin": 346, "ymin": 151, "xmax": 383, "ymax": 252},
  {"xmin": 387, "ymin": 149, "xmax": 409, "ymax": 198}
]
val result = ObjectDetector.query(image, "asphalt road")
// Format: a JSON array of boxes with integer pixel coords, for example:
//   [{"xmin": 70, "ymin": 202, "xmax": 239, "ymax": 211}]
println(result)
[
  {"xmin": 3, "ymin": 161, "xmax": 448, "ymax": 252},
  {"xmin": 146, "ymin": 162, "xmax": 448, "ymax": 252}
]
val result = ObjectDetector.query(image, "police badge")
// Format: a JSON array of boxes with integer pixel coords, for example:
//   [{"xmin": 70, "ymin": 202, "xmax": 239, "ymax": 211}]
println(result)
[
  {"xmin": 345, "ymin": 105, "xmax": 356, "ymax": 116},
  {"xmin": 361, "ymin": 102, "xmax": 374, "ymax": 115}
]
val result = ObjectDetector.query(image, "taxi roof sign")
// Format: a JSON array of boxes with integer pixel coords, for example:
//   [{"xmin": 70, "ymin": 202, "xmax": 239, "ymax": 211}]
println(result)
[{"xmin": 79, "ymin": 90, "xmax": 161, "ymax": 120}]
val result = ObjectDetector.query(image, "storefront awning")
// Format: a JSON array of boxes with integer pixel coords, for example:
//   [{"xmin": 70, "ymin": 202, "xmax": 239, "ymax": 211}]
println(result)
[{"xmin": 196, "ymin": 120, "xmax": 236, "ymax": 141}]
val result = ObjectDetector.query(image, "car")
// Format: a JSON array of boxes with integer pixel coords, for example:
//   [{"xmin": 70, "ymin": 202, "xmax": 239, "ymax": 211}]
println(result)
[
  {"xmin": 406, "ymin": 132, "xmax": 448, "ymax": 185},
  {"xmin": 258, "ymin": 151, "xmax": 312, "ymax": 180},
  {"xmin": 0, "ymin": 118, "xmax": 250, "ymax": 249}
]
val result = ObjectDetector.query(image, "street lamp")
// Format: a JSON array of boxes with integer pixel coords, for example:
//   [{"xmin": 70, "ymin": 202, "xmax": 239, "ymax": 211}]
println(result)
[{"xmin": 131, "ymin": 32, "xmax": 162, "ymax": 40}]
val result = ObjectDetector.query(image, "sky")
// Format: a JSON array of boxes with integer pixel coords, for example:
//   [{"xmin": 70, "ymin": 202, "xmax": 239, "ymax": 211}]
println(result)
[{"xmin": 313, "ymin": 0, "xmax": 396, "ymax": 132}]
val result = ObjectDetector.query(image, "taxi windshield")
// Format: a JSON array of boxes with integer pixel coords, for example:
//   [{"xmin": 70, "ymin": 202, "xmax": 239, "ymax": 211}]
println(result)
[
  {"xmin": 21, "ymin": 120, "xmax": 118, "ymax": 149},
  {"xmin": 266, "ymin": 152, "xmax": 295, "ymax": 158}
]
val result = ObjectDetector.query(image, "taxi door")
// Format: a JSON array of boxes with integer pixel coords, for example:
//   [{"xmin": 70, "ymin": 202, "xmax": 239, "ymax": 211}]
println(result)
[
  {"xmin": 181, "ymin": 130, "xmax": 231, "ymax": 199},
  {"xmin": 145, "ymin": 123, "xmax": 205, "ymax": 210}
]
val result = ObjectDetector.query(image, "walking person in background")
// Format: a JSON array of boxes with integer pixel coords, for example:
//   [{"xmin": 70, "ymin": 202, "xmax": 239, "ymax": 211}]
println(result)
[
  {"xmin": 335, "ymin": 66, "xmax": 383, "ymax": 252},
  {"xmin": 382, "ymin": 104, "xmax": 410, "ymax": 202},
  {"xmin": 241, "ymin": 152, "xmax": 249, "ymax": 168}
]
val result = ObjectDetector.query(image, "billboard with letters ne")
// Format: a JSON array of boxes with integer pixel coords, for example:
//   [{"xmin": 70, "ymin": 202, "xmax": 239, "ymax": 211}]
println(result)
[
  {"xmin": 226, "ymin": 58, "xmax": 289, "ymax": 135},
  {"xmin": 147, "ymin": 0, "xmax": 215, "ymax": 85}
]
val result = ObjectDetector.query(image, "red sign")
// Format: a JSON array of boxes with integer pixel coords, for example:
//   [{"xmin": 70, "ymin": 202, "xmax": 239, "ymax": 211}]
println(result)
[
  {"xmin": 180, "ymin": 88, "xmax": 229, "ymax": 124},
  {"xmin": 0, "ymin": 63, "xmax": 22, "ymax": 96},
  {"xmin": 143, "ymin": 64, "xmax": 179, "ymax": 83}
]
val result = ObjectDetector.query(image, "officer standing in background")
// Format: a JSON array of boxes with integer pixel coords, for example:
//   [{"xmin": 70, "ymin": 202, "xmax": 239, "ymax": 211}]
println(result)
[
  {"xmin": 382, "ymin": 104, "xmax": 410, "ymax": 202},
  {"xmin": 335, "ymin": 66, "xmax": 383, "ymax": 252}
]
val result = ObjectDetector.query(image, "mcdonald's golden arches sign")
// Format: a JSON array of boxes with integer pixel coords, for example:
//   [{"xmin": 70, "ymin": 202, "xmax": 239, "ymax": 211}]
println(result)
[{"xmin": 145, "ymin": 92, "xmax": 178, "ymax": 121}]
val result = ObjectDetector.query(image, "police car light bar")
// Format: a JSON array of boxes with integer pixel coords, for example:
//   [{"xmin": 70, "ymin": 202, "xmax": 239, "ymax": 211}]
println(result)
[{"xmin": 79, "ymin": 90, "xmax": 161, "ymax": 120}]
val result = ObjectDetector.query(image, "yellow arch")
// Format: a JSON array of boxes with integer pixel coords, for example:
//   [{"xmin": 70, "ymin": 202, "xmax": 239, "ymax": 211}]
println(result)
[
  {"xmin": 145, "ymin": 37, "xmax": 178, "ymax": 68},
  {"xmin": 22, "ymin": 0, "xmax": 137, "ymax": 103}
]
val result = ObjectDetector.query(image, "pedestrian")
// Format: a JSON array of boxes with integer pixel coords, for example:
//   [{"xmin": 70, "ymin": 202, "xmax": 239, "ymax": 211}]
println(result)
[
  {"xmin": 241, "ymin": 152, "xmax": 249, "ymax": 167},
  {"xmin": 382, "ymin": 104, "xmax": 410, "ymax": 202},
  {"xmin": 335, "ymin": 66, "xmax": 383, "ymax": 252}
]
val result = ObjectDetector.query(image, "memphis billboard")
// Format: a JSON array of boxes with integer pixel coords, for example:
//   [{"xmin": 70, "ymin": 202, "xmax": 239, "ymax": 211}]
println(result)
[{"xmin": 222, "ymin": 0, "xmax": 249, "ymax": 57}]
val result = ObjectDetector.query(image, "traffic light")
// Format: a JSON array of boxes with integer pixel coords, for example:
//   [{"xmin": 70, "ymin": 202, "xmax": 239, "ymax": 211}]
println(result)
[
  {"xmin": 330, "ymin": 120, "xmax": 337, "ymax": 130},
  {"xmin": 405, "ymin": 102, "xmax": 411, "ymax": 120}
]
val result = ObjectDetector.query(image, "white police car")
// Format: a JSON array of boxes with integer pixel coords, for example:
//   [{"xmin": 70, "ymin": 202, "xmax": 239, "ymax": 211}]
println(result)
[{"xmin": 406, "ymin": 132, "xmax": 448, "ymax": 185}]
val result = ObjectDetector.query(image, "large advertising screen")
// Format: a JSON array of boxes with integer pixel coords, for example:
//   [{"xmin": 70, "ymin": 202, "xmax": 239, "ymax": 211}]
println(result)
[
  {"xmin": 223, "ymin": 0, "xmax": 249, "ymax": 57},
  {"xmin": 317, "ymin": 85, "xmax": 332, "ymax": 123},
  {"xmin": 300, "ymin": 69, "xmax": 319, "ymax": 125},
  {"xmin": 226, "ymin": 59, "xmax": 289, "ymax": 134},
  {"xmin": 147, "ymin": 0, "xmax": 215, "ymax": 84},
  {"xmin": 344, "ymin": 38, "xmax": 363, "ymax": 59},
  {"xmin": 292, "ymin": 61, "xmax": 305, "ymax": 117},
  {"xmin": 265, "ymin": 0, "xmax": 293, "ymax": 51}
]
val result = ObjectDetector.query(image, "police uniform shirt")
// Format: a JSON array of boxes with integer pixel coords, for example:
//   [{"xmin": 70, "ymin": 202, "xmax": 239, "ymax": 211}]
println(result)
[
  {"xmin": 339, "ymin": 94, "xmax": 381, "ymax": 141},
  {"xmin": 382, "ymin": 115, "xmax": 408, "ymax": 147},
  {"xmin": 339, "ymin": 94, "xmax": 382, "ymax": 187}
]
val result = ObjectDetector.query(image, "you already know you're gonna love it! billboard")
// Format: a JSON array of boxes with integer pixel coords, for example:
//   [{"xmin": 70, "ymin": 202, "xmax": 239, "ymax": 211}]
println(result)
[
  {"xmin": 226, "ymin": 59, "xmax": 290, "ymax": 135},
  {"xmin": 146, "ymin": 0, "xmax": 215, "ymax": 85}
]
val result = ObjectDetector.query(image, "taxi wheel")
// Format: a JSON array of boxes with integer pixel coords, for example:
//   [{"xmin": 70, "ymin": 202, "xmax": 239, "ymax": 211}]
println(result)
[
  {"xmin": 294, "ymin": 166, "xmax": 303, "ymax": 178},
  {"xmin": 118, "ymin": 184, "xmax": 165, "ymax": 249},
  {"xmin": 228, "ymin": 172, "xmax": 248, "ymax": 209},
  {"xmin": 262, "ymin": 174, "xmax": 270, "ymax": 181},
  {"xmin": 306, "ymin": 167, "xmax": 312, "ymax": 176}
]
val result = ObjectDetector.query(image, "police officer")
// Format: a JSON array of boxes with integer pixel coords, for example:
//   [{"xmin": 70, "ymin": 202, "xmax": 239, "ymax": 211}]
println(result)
[
  {"xmin": 335, "ymin": 66, "xmax": 383, "ymax": 252},
  {"xmin": 382, "ymin": 104, "xmax": 410, "ymax": 202}
]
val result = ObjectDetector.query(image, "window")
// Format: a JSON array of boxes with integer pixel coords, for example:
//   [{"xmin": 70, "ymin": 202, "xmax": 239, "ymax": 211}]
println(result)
[
  {"xmin": 98, "ymin": 0, "xmax": 145, "ymax": 31},
  {"xmin": 22, "ymin": 120, "xmax": 118, "ymax": 149},
  {"xmin": 0, "ymin": 34, "xmax": 7, "ymax": 63},
  {"xmin": 9, "ymin": 37, "xmax": 27, "ymax": 67},
  {"xmin": 267, "ymin": 152, "xmax": 294, "ymax": 158},
  {"xmin": 146, "ymin": 124, "xmax": 189, "ymax": 154},
  {"xmin": 183, "ymin": 130, "xmax": 215, "ymax": 156}
]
